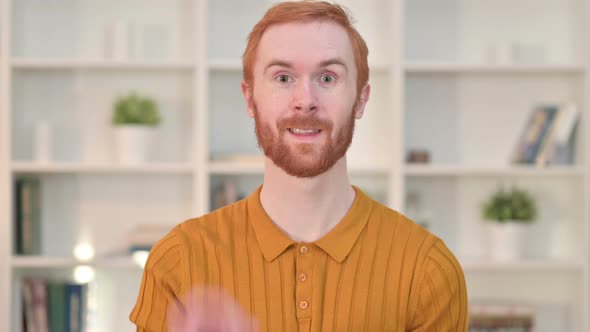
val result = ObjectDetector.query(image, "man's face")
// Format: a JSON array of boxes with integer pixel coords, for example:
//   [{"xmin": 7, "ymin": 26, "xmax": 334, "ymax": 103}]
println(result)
[{"xmin": 243, "ymin": 20, "xmax": 369, "ymax": 178}]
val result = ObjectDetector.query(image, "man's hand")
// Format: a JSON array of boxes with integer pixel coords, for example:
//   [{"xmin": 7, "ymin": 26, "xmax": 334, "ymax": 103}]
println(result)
[{"xmin": 168, "ymin": 287, "xmax": 257, "ymax": 332}]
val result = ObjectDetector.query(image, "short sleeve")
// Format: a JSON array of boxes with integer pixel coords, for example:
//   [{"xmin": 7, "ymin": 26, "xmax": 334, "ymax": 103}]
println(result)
[
  {"xmin": 410, "ymin": 240, "xmax": 468, "ymax": 331},
  {"xmin": 130, "ymin": 228, "xmax": 187, "ymax": 332}
]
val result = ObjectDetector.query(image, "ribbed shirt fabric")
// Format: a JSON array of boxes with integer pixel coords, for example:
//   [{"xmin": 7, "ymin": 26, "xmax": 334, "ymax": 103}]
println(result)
[{"xmin": 130, "ymin": 185, "xmax": 468, "ymax": 331}]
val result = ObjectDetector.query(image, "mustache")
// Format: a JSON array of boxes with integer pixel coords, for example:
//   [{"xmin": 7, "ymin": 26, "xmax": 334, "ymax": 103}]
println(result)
[{"xmin": 278, "ymin": 116, "xmax": 332, "ymax": 130}]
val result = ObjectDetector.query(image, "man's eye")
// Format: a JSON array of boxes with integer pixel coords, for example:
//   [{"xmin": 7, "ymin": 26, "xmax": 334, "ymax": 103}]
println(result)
[
  {"xmin": 276, "ymin": 75, "xmax": 291, "ymax": 83},
  {"xmin": 321, "ymin": 75, "xmax": 335, "ymax": 83}
]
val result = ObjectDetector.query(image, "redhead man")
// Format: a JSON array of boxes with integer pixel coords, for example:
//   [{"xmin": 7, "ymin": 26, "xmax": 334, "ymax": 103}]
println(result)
[{"xmin": 130, "ymin": 1, "xmax": 468, "ymax": 331}]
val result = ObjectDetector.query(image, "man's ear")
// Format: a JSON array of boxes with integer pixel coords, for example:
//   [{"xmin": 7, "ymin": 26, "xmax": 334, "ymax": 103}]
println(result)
[
  {"xmin": 241, "ymin": 81, "xmax": 255, "ymax": 118},
  {"xmin": 354, "ymin": 83, "xmax": 371, "ymax": 119}
]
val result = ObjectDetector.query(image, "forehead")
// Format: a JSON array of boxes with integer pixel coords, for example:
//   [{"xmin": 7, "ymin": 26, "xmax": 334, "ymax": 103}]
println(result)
[{"xmin": 256, "ymin": 20, "xmax": 355, "ymax": 69}]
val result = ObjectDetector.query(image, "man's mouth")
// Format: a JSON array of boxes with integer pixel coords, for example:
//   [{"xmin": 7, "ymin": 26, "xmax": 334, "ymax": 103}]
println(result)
[{"xmin": 287, "ymin": 128, "xmax": 322, "ymax": 135}]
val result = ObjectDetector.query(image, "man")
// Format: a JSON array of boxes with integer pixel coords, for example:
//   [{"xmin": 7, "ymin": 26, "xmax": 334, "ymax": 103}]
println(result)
[{"xmin": 130, "ymin": 1, "xmax": 468, "ymax": 331}]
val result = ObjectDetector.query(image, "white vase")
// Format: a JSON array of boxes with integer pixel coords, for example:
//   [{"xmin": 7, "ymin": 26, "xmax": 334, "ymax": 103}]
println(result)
[
  {"xmin": 113, "ymin": 126, "xmax": 154, "ymax": 165},
  {"xmin": 486, "ymin": 222, "xmax": 526, "ymax": 262}
]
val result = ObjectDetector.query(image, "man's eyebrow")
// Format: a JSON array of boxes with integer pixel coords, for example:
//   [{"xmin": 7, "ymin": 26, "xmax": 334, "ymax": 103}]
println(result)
[
  {"xmin": 263, "ymin": 58, "xmax": 348, "ymax": 73},
  {"xmin": 319, "ymin": 58, "xmax": 348, "ymax": 71},
  {"xmin": 264, "ymin": 60, "xmax": 293, "ymax": 73}
]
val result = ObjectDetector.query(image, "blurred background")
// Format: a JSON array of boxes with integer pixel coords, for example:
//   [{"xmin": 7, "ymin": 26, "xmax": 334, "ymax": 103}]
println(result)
[{"xmin": 0, "ymin": 0, "xmax": 588, "ymax": 331}]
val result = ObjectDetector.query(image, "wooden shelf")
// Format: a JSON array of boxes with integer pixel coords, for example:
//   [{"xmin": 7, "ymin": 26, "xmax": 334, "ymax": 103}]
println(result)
[{"xmin": 11, "ymin": 161, "xmax": 194, "ymax": 174}]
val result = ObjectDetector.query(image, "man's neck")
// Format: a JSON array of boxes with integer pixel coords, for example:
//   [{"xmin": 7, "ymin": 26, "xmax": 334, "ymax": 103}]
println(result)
[{"xmin": 259, "ymin": 157, "xmax": 356, "ymax": 243}]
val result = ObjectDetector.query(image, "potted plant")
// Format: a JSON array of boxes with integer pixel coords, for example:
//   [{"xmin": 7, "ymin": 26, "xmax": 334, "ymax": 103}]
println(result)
[
  {"xmin": 112, "ymin": 92, "xmax": 161, "ymax": 164},
  {"xmin": 481, "ymin": 185, "xmax": 538, "ymax": 261}
]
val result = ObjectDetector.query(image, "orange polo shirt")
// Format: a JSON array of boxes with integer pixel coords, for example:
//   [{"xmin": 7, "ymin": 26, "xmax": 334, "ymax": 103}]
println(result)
[{"xmin": 130, "ymin": 185, "xmax": 468, "ymax": 331}]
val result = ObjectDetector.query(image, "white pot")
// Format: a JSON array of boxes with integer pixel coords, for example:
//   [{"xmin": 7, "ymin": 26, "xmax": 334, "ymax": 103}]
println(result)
[
  {"xmin": 113, "ymin": 126, "xmax": 154, "ymax": 164},
  {"xmin": 486, "ymin": 222, "xmax": 526, "ymax": 262}
]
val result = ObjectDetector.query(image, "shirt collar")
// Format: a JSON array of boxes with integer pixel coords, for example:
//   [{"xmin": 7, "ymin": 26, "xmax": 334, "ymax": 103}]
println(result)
[{"xmin": 247, "ymin": 185, "xmax": 373, "ymax": 263}]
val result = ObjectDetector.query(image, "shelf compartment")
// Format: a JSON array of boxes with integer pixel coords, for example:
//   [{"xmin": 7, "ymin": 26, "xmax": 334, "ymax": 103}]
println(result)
[
  {"xmin": 404, "ymin": 176, "xmax": 584, "ymax": 260},
  {"xmin": 11, "ymin": 267, "xmax": 144, "ymax": 332},
  {"xmin": 10, "ymin": 174, "xmax": 191, "ymax": 258},
  {"xmin": 11, "ymin": 0, "xmax": 195, "ymax": 60},
  {"xmin": 405, "ymin": 0, "xmax": 583, "ymax": 65},
  {"xmin": 11, "ymin": 70, "xmax": 194, "ymax": 163},
  {"xmin": 404, "ymin": 74, "xmax": 585, "ymax": 166},
  {"xmin": 466, "ymin": 271, "xmax": 583, "ymax": 332}
]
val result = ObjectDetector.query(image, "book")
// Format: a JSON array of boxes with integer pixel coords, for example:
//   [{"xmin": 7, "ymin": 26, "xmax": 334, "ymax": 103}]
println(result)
[
  {"xmin": 546, "ymin": 102, "xmax": 580, "ymax": 165},
  {"xmin": 21, "ymin": 278, "xmax": 89, "ymax": 332},
  {"xmin": 65, "ymin": 284, "xmax": 87, "ymax": 332},
  {"xmin": 534, "ymin": 104, "xmax": 566, "ymax": 166},
  {"xmin": 511, "ymin": 105, "xmax": 559, "ymax": 164},
  {"xmin": 469, "ymin": 302, "xmax": 535, "ymax": 331},
  {"xmin": 22, "ymin": 278, "xmax": 49, "ymax": 332},
  {"xmin": 15, "ymin": 177, "xmax": 42, "ymax": 255},
  {"xmin": 21, "ymin": 278, "xmax": 36, "ymax": 332},
  {"xmin": 535, "ymin": 102, "xmax": 580, "ymax": 166},
  {"xmin": 47, "ymin": 282, "xmax": 67, "ymax": 332}
]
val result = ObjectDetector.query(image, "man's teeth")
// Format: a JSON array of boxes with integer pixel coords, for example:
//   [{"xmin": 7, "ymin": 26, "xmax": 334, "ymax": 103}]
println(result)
[{"xmin": 288, "ymin": 128, "xmax": 321, "ymax": 134}]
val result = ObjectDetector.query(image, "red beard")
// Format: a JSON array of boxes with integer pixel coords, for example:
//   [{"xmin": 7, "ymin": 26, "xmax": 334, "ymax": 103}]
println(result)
[{"xmin": 253, "ymin": 101, "xmax": 356, "ymax": 178}]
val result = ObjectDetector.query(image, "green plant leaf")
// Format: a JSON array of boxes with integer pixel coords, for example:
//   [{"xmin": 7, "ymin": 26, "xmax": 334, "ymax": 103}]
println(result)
[{"xmin": 112, "ymin": 92, "xmax": 161, "ymax": 127}]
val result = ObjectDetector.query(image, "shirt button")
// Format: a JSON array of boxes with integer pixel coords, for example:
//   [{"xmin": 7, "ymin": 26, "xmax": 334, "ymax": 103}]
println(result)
[
  {"xmin": 299, "ymin": 273, "xmax": 307, "ymax": 282},
  {"xmin": 299, "ymin": 301, "xmax": 309, "ymax": 309},
  {"xmin": 300, "ymin": 246, "xmax": 309, "ymax": 254}
]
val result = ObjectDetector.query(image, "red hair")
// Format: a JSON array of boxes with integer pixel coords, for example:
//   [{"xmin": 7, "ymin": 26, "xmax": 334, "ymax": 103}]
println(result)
[{"xmin": 242, "ymin": 1, "xmax": 369, "ymax": 95}]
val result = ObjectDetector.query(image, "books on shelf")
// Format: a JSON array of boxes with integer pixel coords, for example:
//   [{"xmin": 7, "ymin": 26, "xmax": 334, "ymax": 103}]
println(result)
[
  {"xmin": 469, "ymin": 302, "xmax": 535, "ymax": 332},
  {"xmin": 22, "ymin": 278, "xmax": 87, "ymax": 332},
  {"xmin": 14, "ymin": 177, "xmax": 42, "ymax": 255},
  {"xmin": 511, "ymin": 103, "xmax": 580, "ymax": 166}
]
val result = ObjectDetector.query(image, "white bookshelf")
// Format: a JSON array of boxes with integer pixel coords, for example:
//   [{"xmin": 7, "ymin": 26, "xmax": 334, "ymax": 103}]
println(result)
[{"xmin": 0, "ymin": 0, "xmax": 589, "ymax": 331}]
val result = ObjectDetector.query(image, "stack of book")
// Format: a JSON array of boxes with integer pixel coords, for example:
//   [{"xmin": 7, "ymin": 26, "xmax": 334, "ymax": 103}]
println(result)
[
  {"xmin": 14, "ymin": 177, "xmax": 42, "ymax": 255},
  {"xmin": 469, "ymin": 303, "xmax": 535, "ymax": 332},
  {"xmin": 21, "ymin": 278, "xmax": 87, "ymax": 332},
  {"xmin": 511, "ymin": 103, "xmax": 580, "ymax": 166}
]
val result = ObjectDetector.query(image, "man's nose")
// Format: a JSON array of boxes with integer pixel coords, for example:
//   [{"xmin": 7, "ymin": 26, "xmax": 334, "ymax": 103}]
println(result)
[{"xmin": 291, "ymin": 79, "xmax": 318, "ymax": 113}]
